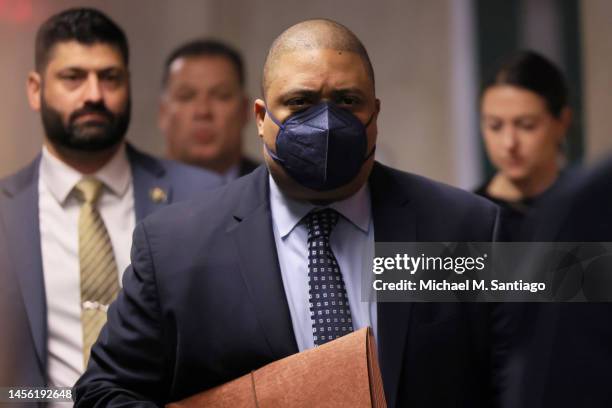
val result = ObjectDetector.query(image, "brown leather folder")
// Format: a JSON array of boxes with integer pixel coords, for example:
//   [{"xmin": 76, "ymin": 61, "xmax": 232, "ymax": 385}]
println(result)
[{"xmin": 167, "ymin": 327, "xmax": 387, "ymax": 408}]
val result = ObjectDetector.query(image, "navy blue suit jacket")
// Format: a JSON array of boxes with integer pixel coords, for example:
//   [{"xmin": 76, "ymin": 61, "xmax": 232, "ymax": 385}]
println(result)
[
  {"xmin": 74, "ymin": 163, "xmax": 500, "ymax": 408},
  {"xmin": 504, "ymin": 158, "xmax": 612, "ymax": 408},
  {"xmin": 0, "ymin": 144, "xmax": 222, "ymax": 390},
  {"xmin": 238, "ymin": 156, "xmax": 259, "ymax": 177}
]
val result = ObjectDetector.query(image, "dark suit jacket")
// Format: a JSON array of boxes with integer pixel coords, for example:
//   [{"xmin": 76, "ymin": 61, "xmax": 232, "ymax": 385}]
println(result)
[
  {"xmin": 505, "ymin": 158, "xmax": 612, "ymax": 408},
  {"xmin": 74, "ymin": 163, "xmax": 500, "ymax": 408},
  {"xmin": 238, "ymin": 156, "xmax": 259, "ymax": 177},
  {"xmin": 0, "ymin": 209, "xmax": 24, "ymax": 387},
  {"xmin": 0, "ymin": 144, "xmax": 222, "ymax": 390}
]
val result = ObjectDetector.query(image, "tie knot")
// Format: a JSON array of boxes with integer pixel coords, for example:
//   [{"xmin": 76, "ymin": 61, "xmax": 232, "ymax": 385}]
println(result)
[
  {"xmin": 75, "ymin": 178, "xmax": 103, "ymax": 205},
  {"xmin": 306, "ymin": 208, "xmax": 339, "ymax": 240}
]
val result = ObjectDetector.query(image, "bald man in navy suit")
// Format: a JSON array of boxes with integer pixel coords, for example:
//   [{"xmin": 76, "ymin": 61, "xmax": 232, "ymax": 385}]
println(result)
[{"xmin": 76, "ymin": 19, "xmax": 500, "ymax": 408}]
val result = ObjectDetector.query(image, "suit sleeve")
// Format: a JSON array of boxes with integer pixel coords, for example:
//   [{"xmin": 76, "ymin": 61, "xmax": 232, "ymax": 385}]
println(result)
[{"xmin": 74, "ymin": 221, "xmax": 169, "ymax": 407}]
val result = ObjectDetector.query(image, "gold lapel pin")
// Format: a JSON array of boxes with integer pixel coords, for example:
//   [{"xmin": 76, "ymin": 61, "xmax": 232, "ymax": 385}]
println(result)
[{"xmin": 150, "ymin": 187, "xmax": 167, "ymax": 204}]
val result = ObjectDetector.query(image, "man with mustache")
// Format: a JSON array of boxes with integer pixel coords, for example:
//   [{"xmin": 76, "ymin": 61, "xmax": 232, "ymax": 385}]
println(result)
[
  {"xmin": 76, "ymin": 19, "xmax": 499, "ymax": 407},
  {"xmin": 0, "ymin": 7, "xmax": 221, "ymax": 395}
]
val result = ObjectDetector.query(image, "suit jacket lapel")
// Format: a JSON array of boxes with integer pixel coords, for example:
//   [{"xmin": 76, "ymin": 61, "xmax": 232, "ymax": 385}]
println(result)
[
  {"xmin": 127, "ymin": 144, "xmax": 173, "ymax": 221},
  {"xmin": 228, "ymin": 167, "xmax": 298, "ymax": 360},
  {"xmin": 0, "ymin": 156, "xmax": 47, "ymax": 376},
  {"xmin": 369, "ymin": 163, "xmax": 415, "ymax": 408}
]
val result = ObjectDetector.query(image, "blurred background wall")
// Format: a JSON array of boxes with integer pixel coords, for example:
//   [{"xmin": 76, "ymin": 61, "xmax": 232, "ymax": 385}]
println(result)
[
  {"xmin": 582, "ymin": 0, "xmax": 612, "ymax": 162},
  {"xmin": 0, "ymin": 0, "xmax": 610, "ymax": 187}
]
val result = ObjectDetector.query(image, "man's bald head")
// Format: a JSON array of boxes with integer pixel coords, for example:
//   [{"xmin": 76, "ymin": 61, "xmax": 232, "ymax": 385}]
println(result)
[{"xmin": 262, "ymin": 19, "xmax": 375, "ymax": 97}]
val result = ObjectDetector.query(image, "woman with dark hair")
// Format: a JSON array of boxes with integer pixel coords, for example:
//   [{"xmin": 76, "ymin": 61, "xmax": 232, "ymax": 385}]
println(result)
[{"xmin": 476, "ymin": 50, "xmax": 572, "ymax": 239}]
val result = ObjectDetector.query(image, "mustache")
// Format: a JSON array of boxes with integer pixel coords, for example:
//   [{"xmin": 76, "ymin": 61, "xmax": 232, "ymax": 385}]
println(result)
[{"xmin": 69, "ymin": 102, "xmax": 114, "ymax": 124}]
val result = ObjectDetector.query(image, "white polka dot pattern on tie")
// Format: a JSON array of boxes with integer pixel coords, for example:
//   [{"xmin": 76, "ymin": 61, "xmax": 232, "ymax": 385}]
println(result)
[{"xmin": 306, "ymin": 209, "xmax": 353, "ymax": 346}]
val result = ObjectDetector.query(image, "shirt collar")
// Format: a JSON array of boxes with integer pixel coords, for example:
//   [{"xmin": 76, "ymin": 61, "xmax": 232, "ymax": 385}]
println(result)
[
  {"xmin": 221, "ymin": 163, "xmax": 240, "ymax": 184},
  {"xmin": 95, "ymin": 144, "xmax": 131, "ymax": 196},
  {"xmin": 40, "ymin": 144, "xmax": 131, "ymax": 204},
  {"xmin": 269, "ymin": 174, "xmax": 371, "ymax": 239}
]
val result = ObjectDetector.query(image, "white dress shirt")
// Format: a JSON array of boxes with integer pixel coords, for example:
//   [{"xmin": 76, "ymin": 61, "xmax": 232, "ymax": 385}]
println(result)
[
  {"xmin": 39, "ymin": 144, "xmax": 135, "ymax": 390},
  {"xmin": 269, "ymin": 175, "xmax": 377, "ymax": 351}
]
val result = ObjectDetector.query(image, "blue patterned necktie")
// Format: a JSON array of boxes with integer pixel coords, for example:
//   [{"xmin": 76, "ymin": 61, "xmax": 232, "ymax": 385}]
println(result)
[{"xmin": 306, "ymin": 208, "xmax": 354, "ymax": 346}]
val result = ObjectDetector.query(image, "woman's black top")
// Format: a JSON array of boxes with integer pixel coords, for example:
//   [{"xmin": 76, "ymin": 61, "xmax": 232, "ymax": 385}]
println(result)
[{"xmin": 475, "ymin": 180, "xmax": 558, "ymax": 241}]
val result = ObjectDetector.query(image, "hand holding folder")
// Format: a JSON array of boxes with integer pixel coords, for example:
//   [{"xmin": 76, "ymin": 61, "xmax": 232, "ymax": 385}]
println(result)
[{"xmin": 167, "ymin": 327, "xmax": 386, "ymax": 408}]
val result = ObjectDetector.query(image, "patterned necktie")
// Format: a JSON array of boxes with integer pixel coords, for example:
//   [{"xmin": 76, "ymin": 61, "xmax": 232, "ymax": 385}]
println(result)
[
  {"xmin": 74, "ymin": 178, "xmax": 119, "ymax": 368},
  {"xmin": 306, "ymin": 208, "xmax": 354, "ymax": 346}
]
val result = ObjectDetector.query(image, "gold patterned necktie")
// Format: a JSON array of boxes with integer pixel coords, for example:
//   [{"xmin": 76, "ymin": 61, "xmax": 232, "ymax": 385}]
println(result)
[{"xmin": 74, "ymin": 178, "xmax": 120, "ymax": 369}]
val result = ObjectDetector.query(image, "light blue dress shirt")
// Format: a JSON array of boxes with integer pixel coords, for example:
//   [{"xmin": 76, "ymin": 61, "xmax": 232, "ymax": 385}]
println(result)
[{"xmin": 269, "ymin": 175, "xmax": 377, "ymax": 351}]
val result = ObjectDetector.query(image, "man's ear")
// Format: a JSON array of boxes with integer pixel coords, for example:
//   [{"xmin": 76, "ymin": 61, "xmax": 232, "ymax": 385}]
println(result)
[
  {"xmin": 375, "ymin": 98, "xmax": 381, "ymax": 118},
  {"xmin": 27, "ymin": 71, "xmax": 42, "ymax": 112},
  {"xmin": 254, "ymin": 98, "xmax": 267, "ymax": 139}
]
